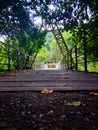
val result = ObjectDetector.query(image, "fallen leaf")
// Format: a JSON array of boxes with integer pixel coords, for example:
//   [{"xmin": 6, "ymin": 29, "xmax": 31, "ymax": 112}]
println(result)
[
  {"xmin": 49, "ymin": 89, "xmax": 53, "ymax": 93},
  {"xmin": 11, "ymin": 73, "xmax": 19, "ymax": 77},
  {"xmin": 41, "ymin": 89, "xmax": 49, "ymax": 94},
  {"xmin": 24, "ymin": 72, "xmax": 30, "ymax": 75},
  {"xmin": 89, "ymin": 92, "xmax": 98, "ymax": 96},
  {"xmin": 41, "ymin": 89, "xmax": 53, "ymax": 94},
  {"xmin": 0, "ymin": 72, "xmax": 4, "ymax": 74},
  {"xmin": 66, "ymin": 101, "xmax": 81, "ymax": 106}
]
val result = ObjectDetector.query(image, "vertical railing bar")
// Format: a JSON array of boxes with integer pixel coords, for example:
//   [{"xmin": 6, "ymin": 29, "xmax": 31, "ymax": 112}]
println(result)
[
  {"xmin": 8, "ymin": 45, "xmax": 11, "ymax": 71},
  {"xmin": 75, "ymin": 45, "xmax": 78, "ymax": 70}
]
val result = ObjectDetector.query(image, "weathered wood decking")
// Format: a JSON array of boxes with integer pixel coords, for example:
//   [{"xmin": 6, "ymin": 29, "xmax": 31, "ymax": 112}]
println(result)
[{"xmin": 0, "ymin": 69, "xmax": 98, "ymax": 91}]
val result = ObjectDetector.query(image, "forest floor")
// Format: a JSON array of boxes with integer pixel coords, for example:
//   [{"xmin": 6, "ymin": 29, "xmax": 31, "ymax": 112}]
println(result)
[{"xmin": 0, "ymin": 91, "xmax": 98, "ymax": 130}]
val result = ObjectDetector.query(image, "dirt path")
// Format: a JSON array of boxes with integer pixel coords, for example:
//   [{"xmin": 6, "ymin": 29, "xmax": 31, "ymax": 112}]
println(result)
[{"xmin": 0, "ymin": 91, "xmax": 98, "ymax": 130}]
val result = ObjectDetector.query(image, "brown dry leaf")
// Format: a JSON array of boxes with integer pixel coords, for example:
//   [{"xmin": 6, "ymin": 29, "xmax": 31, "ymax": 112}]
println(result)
[
  {"xmin": 41, "ymin": 89, "xmax": 53, "ymax": 94},
  {"xmin": 24, "ymin": 72, "xmax": 30, "ymax": 75},
  {"xmin": 89, "ymin": 92, "xmax": 98, "ymax": 96},
  {"xmin": 0, "ymin": 72, "xmax": 4, "ymax": 74},
  {"xmin": 48, "ymin": 89, "xmax": 53, "ymax": 93},
  {"xmin": 41, "ymin": 89, "xmax": 49, "ymax": 94},
  {"xmin": 11, "ymin": 73, "xmax": 19, "ymax": 77}
]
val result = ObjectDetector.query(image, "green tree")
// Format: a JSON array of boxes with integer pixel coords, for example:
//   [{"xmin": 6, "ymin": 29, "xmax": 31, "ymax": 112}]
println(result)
[
  {"xmin": 48, "ymin": 39, "xmax": 61, "ymax": 63},
  {"xmin": 36, "ymin": 46, "xmax": 49, "ymax": 64},
  {"xmin": 45, "ymin": 32, "xmax": 54, "ymax": 51},
  {"xmin": 0, "ymin": 0, "xmax": 98, "ymax": 71}
]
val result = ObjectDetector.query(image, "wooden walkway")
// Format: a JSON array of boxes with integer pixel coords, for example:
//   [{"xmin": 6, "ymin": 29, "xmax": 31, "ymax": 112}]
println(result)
[{"xmin": 0, "ymin": 69, "xmax": 98, "ymax": 91}]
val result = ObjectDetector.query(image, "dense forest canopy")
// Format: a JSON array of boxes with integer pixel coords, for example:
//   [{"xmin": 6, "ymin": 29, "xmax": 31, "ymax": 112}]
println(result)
[
  {"xmin": 0, "ymin": 0, "xmax": 98, "ymax": 62},
  {"xmin": 0, "ymin": 0, "xmax": 98, "ymax": 35}
]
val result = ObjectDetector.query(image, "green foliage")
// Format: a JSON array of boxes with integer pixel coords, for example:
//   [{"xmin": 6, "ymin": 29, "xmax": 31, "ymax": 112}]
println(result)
[
  {"xmin": 36, "ymin": 46, "xmax": 49, "ymax": 66},
  {"xmin": 36, "ymin": 32, "xmax": 62, "ymax": 64},
  {"xmin": 47, "ymin": 39, "xmax": 61, "ymax": 63},
  {"xmin": 19, "ymin": 31, "xmax": 46, "ymax": 54},
  {"xmin": 0, "ymin": 0, "xmax": 98, "ymax": 71},
  {"xmin": 62, "ymin": 31, "xmax": 75, "ymax": 49},
  {"xmin": 45, "ymin": 32, "xmax": 54, "ymax": 51},
  {"xmin": 88, "ymin": 62, "xmax": 98, "ymax": 72}
]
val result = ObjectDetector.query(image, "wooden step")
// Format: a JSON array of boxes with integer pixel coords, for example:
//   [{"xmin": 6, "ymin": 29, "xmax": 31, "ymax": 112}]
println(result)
[{"xmin": 0, "ymin": 70, "xmax": 98, "ymax": 91}]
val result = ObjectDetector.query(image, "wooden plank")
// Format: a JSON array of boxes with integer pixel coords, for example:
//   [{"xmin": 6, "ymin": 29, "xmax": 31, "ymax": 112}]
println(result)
[
  {"xmin": 0, "ymin": 78, "xmax": 98, "ymax": 83},
  {"xmin": 0, "ymin": 86, "xmax": 98, "ymax": 92},
  {"xmin": 0, "ymin": 70, "xmax": 98, "ymax": 91}
]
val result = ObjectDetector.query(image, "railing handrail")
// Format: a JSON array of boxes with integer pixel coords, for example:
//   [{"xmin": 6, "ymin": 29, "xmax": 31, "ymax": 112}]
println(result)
[
  {"xmin": 68, "ymin": 41, "xmax": 98, "ymax": 72},
  {"xmin": 0, "ymin": 41, "xmax": 36, "ymax": 71}
]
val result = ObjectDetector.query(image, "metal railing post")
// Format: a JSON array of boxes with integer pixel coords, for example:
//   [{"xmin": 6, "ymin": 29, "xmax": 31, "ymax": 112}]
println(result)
[
  {"xmin": 17, "ymin": 51, "xmax": 20, "ymax": 70},
  {"xmin": 75, "ymin": 45, "xmax": 78, "ymax": 70},
  {"xmin": 8, "ymin": 46, "xmax": 11, "ymax": 71},
  {"xmin": 83, "ymin": 35, "xmax": 87, "ymax": 72},
  {"xmin": 70, "ymin": 49, "xmax": 73, "ymax": 70},
  {"xmin": 24, "ymin": 54, "xmax": 27, "ymax": 69}
]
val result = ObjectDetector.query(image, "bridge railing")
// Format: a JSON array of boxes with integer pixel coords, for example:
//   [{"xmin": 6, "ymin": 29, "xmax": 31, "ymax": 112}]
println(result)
[
  {"xmin": 68, "ymin": 44, "xmax": 98, "ymax": 72},
  {"xmin": 0, "ymin": 41, "xmax": 35, "ymax": 71},
  {"xmin": 69, "ymin": 44, "xmax": 84, "ymax": 71}
]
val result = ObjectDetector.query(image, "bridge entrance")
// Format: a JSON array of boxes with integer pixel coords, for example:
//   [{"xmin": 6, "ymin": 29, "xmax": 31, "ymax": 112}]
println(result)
[{"xmin": 36, "ymin": 62, "xmax": 61, "ymax": 70}]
